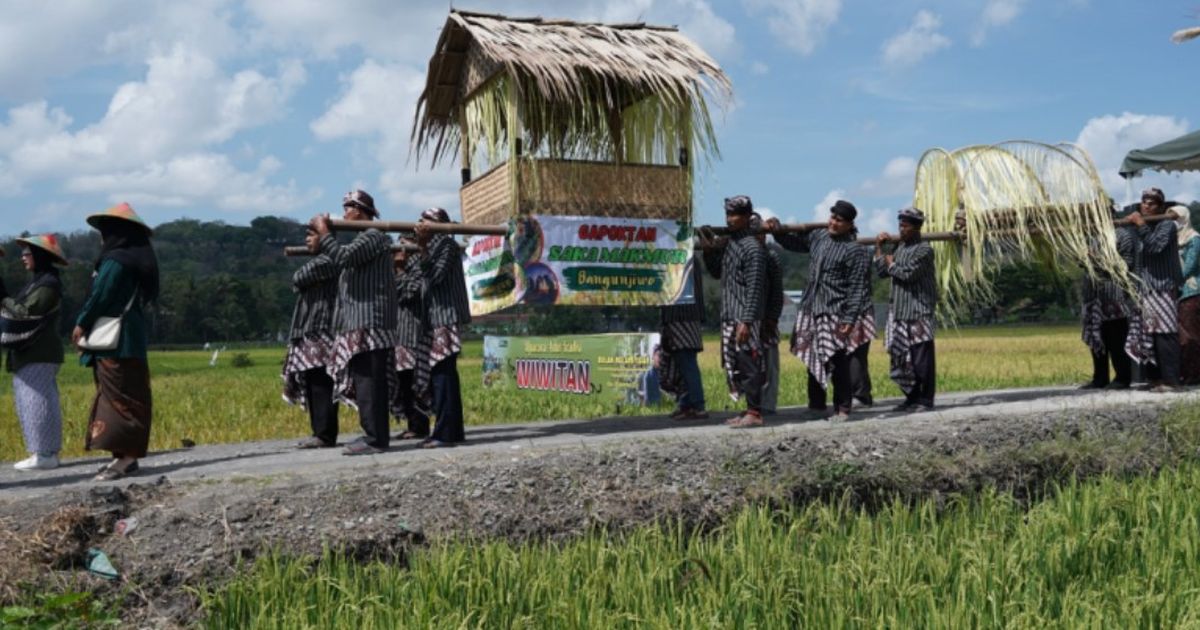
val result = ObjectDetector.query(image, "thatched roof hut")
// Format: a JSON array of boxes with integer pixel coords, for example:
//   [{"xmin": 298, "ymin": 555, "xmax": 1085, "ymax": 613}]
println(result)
[{"xmin": 412, "ymin": 10, "xmax": 733, "ymax": 224}]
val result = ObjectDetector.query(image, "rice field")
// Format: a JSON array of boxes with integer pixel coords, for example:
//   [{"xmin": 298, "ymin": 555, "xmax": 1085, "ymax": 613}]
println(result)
[
  {"xmin": 202, "ymin": 455, "xmax": 1200, "ymax": 628},
  {"xmin": 0, "ymin": 325, "xmax": 1090, "ymax": 462}
]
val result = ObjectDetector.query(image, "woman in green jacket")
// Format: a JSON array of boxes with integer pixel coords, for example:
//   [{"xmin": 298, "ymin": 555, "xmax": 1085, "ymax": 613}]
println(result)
[
  {"xmin": 2, "ymin": 235, "xmax": 67, "ymax": 471},
  {"xmin": 71, "ymin": 203, "xmax": 159, "ymax": 481}
]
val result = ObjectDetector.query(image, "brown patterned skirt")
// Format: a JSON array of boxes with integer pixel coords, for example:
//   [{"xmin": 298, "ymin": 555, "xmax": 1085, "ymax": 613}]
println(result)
[
  {"xmin": 86, "ymin": 358, "xmax": 153, "ymax": 458},
  {"xmin": 1180, "ymin": 297, "xmax": 1200, "ymax": 384}
]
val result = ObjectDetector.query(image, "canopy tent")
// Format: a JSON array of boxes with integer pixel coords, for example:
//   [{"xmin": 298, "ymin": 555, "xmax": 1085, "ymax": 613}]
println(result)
[{"xmin": 1119, "ymin": 129, "xmax": 1200, "ymax": 178}]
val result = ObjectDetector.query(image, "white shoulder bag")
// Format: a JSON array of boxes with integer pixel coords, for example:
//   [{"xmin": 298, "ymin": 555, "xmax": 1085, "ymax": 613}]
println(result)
[{"xmin": 78, "ymin": 292, "xmax": 137, "ymax": 352}]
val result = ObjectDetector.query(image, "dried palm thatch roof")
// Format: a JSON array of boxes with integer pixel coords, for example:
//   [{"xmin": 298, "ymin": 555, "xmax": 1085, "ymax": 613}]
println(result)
[
  {"xmin": 915, "ymin": 140, "xmax": 1135, "ymax": 320},
  {"xmin": 412, "ymin": 9, "xmax": 733, "ymax": 167}
]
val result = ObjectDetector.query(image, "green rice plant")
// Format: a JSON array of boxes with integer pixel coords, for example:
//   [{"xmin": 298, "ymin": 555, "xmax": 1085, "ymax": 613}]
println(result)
[{"xmin": 201, "ymin": 462, "xmax": 1200, "ymax": 628}]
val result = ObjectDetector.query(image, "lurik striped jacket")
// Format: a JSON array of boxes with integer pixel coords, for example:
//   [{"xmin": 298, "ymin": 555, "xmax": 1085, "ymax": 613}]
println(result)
[
  {"xmin": 702, "ymin": 230, "xmax": 766, "ymax": 323},
  {"xmin": 875, "ymin": 238, "xmax": 937, "ymax": 321},
  {"xmin": 421, "ymin": 234, "xmax": 471, "ymax": 328},
  {"xmin": 775, "ymin": 228, "xmax": 869, "ymax": 326},
  {"xmin": 319, "ymin": 230, "xmax": 398, "ymax": 334},
  {"xmin": 289, "ymin": 253, "xmax": 338, "ymax": 340}
]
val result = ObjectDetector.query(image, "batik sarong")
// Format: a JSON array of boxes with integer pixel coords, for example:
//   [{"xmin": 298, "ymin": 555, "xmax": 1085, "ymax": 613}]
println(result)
[
  {"xmin": 884, "ymin": 313, "xmax": 934, "ymax": 395},
  {"xmin": 330, "ymin": 328, "xmax": 398, "ymax": 408},
  {"xmin": 282, "ymin": 332, "xmax": 335, "ymax": 408},
  {"xmin": 720, "ymin": 321, "xmax": 763, "ymax": 402}
]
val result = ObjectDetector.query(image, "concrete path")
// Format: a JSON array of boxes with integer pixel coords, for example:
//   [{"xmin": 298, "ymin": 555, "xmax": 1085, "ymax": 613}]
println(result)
[{"xmin": 1, "ymin": 385, "xmax": 1194, "ymax": 500}]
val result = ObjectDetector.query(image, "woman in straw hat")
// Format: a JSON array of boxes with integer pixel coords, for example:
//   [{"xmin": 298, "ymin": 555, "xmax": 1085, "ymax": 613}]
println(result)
[
  {"xmin": 71, "ymin": 202, "xmax": 159, "ymax": 481},
  {"xmin": 2, "ymin": 235, "xmax": 68, "ymax": 471}
]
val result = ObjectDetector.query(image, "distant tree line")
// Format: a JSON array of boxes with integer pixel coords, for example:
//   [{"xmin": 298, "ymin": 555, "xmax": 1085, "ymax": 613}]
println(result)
[{"xmin": 3, "ymin": 204, "xmax": 1198, "ymax": 344}]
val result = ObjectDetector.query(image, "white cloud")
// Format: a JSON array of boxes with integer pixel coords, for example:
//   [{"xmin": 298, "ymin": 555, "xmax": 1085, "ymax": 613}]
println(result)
[
  {"xmin": 0, "ymin": 45, "xmax": 309, "ymax": 215},
  {"xmin": 0, "ymin": 0, "xmax": 239, "ymax": 96},
  {"xmin": 811, "ymin": 188, "xmax": 846, "ymax": 220},
  {"xmin": 744, "ymin": 0, "xmax": 842, "ymax": 56},
  {"xmin": 881, "ymin": 10, "xmax": 951, "ymax": 67},
  {"xmin": 247, "ymin": 0, "xmax": 737, "ymax": 61},
  {"xmin": 66, "ymin": 153, "xmax": 319, "ymax": 212},
  {"xmin": 750, "ymin": 61, "xmax": 770, "ymax": 75},
  {"xmin": 858, "ymin": 156, "xmax": 918, "ymax": 196},
  {"xmin": 1075, "ymin": 112, "xmax": 1200, "ymax": 204},
  {"xmin": 972, "ymin": 0, "xmax": 1025, "ymax": 47},
  {"xmin": 311, "ymin": 59, "xmax": 459, "ymax": 216},
  {"xmin": 10, "ymin": 46, "xmax": 303, "ymax": 180}
]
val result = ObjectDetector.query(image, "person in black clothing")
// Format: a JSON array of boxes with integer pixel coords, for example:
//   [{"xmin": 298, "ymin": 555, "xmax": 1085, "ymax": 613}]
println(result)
[
  {"xmin": 659, "ymin": 258, "xmax": 708, "ymax": 420},
  {"xmin": 848, "ymin": 243, "xmax": 876, "ymax": 408},
  {"xmin": 768, "ymin": 200, "xmax": 870, "ymax": 422},
  {"xmin": 414, "ymin": 207, "xmax": 471, "ymax": 447},
  {"xmin": 1127, "ymin": 187, "xmax": 1184, "ymax": 392},
  {"xmin": 699, "ymin": 195, "xmax": 767, "ymax": 428},
  {"xmin": 1079, "ymin": 203, "xmax": 1138, "ymax": 390},
  {"xmin": 312, "ymin": 189, "xmax": 398, "ymax": 455},
  {"xmin": 874, "ymin": 207, "xmax": 938, "ymax": 411},
  {"xmin": 391, "ymin": 238, "xmax": 431, "ymax": 439},
  {"xmin": 285, "ymin": 226, "xmax": 341, "ymax": 449}
]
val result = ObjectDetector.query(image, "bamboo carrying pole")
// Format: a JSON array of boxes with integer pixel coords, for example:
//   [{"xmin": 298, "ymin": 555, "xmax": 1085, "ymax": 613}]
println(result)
[
  {"xmin": 330, "ymin": 219, "xmax": 507, "ymax": 235},
  {"xmin": 283, "ymin": 243, "xmax": 419, "ymax": 257}
]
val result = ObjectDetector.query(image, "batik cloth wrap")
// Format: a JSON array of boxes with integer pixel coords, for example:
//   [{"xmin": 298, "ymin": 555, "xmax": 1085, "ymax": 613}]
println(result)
[
  {"xmin": 282, "ymin": 332, "xmax": 335, "ymax": 408},
  {"xmin": 1125, "ymin": 289, "xmax": 1178, "ymax": 366},
  {"xmin": 1080, "ymin": 281, "xmax": 1133, "ymax": 355},
  {"xmin": 720, "ymin": 321, "xmax": 763, "ymax": 402},
  {"xmin": 329, "ymin": 328, "xmax": 398, "ymax": 408},
  {"xmin": 791, "ymin": 311, "xmax": 875, "ymax": 387},
  {"xmin": 428, "ymin": 324, "xmax": 461, "ymax": 366},
  {"xmin": 884, "ymin": 312, "xmax": 934, "ymax": 395},
  {"xmin": 392, "ymin": 335, "xmax": 433, "ymax": 419},
  {"xmin": 658, "ymin": 321, "xmax": 702, "ymax": 395}
]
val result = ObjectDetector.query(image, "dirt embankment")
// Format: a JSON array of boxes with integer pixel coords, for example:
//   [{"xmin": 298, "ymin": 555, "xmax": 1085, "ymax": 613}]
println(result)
[{"xmin": 0, "ymin": 399, "xmax": 1192, "ymax": 627}]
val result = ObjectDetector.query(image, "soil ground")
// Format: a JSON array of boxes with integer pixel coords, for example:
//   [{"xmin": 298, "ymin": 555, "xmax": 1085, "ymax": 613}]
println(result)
[{"xmin": 0, "ymin": 385, "xmax": 1193, "ymax": 627}]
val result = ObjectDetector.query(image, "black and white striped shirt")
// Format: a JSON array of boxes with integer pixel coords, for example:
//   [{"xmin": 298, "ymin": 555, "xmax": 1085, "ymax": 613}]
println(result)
[
  {"xmin": 875, "ymin": 238, "xmax": 937, "ymax": 321},
  {"xmin": 396, "ymin": 260, "xmax": 427, "ymax": 348},
  {"xmin": 764, "ymin": 247, "xmax": 784, "ymax": 323},
  {"xmin": 1082, "ymin": 225, "xmax": 1139, "ymax": 304},
  {"xmin": 288, "ymin": 254, "xmax": 338, "ymax": 340},
  {"xmin": 1138, "ymin": 220, "xmax": 1182, "ymax": 292},
  {"xmin": 421, "ymin": 234, "xmax": 471, "ymax": 327},
  {"xmin": 856, "ymin": 245, "xmax": 874, "ymax": 316},
  {"xmin": 703, "ymin": 230, "xmax": 766, "ymax": 323},
  {"xmin": 319, "ymin": 230, "xmax": 398, "ymax": 334},
  {"xmin": 776, "ymin": 228, "xmax": 869, "ymax": 325}
]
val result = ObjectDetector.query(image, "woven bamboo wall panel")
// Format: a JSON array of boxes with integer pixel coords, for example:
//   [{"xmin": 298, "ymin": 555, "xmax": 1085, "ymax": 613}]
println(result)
[
  {"xmin": 518, "ymin": 160, "xmax": 690, "ymax": 220},
  {"xmin": 460, "ymin": 161, "xmax": 512, "ymax": 224}
]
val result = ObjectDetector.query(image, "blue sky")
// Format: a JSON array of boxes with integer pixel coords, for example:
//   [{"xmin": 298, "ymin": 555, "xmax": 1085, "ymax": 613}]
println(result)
[{"xmin": 1, "ymin": 0, "xmax": 1198, "ymax": 237}]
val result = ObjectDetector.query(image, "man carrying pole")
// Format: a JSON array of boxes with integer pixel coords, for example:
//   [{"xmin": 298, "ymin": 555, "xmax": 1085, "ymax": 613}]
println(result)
[
  {"xmin": 391, "ymin": 236, "xmax": 432, "ymax": 440},
  {"xmin": 849, "ymin": 240, "xmax": 876, "ymax": 408},
  {"xmin": 311, "ymin": 189, "xmax": 397, "ymax": 455},
  {"xmin": 1079, "ymin": 203, "xmax": 1138, "ymax": 390},
  {"xmin": 699, "ymin": 195, "xmax": 767, "ymax": 428},
  {"xmin": 413, "ymin": 207, "xmax": 471, "ymax": 447},
  {"xmin": 1127, "ymin": 187, "xmax": 1183, "ymax": 392},
  {"xmin": 767, "ymin": 200, "xmax": 870, "ymax": 422},
  {"xmin": 658, "ymin": 256, "xmax": 708, "ymax": 421},
  {"xmin": 751, "ymin": 212, "xmax": 784, "ymax": 416},
  {"xmin": 874, "ymin": 207, "xmax": 938, "ymax": 411}
]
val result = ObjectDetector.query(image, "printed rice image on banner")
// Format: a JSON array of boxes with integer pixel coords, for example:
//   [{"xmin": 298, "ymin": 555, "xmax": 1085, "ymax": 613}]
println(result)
[
  {"xmin": 511, "ymin": 215, "xmax": 694, "ymax": 307},
  {"xmin": 482, "ymin": 333, "xmax": 663, "ymax": 408},
  {"xmin": 464, "ymin": 231, "xmax": 519, "ymax": 316}
]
